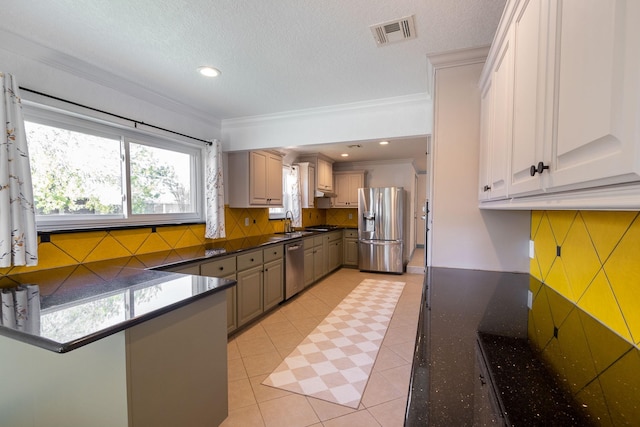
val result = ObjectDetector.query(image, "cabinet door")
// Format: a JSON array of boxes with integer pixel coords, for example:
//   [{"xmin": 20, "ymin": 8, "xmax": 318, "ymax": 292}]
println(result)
[
  {"xmin": 549, "ymin": 0, "xmax": 640, "ymax": 190},
  {"xmin": 478, "ymin": 79, "xmax": 494, "ymax": 201},
  {"xmin": 334, "ymin": 174, "xmax": 350, "ymax": 207},
  {"xmin": 344, "ymin": 239, "xmax": 358, "ymax": 267},
  {"xmin": 223, "ymin": 274, "xmax": 237, "ymax": 334},
  {"xmin": 263, "ymin": 259, "xmax": 283, "ymax": 311},
  {"xmin": 317, "ymin": 158, "xmax": 333, "ymax": 191},
  {"xmin": 489, "ymin": 33, "xmax": 513, "ymax": 199},
  {"xmin": 236, "ymin": 265, "xmax": 263, "ymax": 327},
  {"xmin": 304, "ymin": 248, "xmax": 314, "ymax": 287},
  {"xmin": 347, "ymin": 174, "xmax": 363, "ymax": 205},
  {"xmin": 509, "ymin": 0, "xmax": 550, "ymax": 196},
  {"xmin": 249, "ymin": 151, "xmax": 268, "ymax": 204},
  {"xmin": 313, "ymin": 245, "xmax": 324, "ymax": 282},
  {"xmin": 266, "ymin": 152, "xmax": 283, "ymax": 204}
]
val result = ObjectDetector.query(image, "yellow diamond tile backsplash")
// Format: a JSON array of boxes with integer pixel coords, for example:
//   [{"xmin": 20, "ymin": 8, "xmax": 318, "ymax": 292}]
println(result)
[{"xmin": 530, "ymin": 210, "xmax": 640, "ymax": 422}]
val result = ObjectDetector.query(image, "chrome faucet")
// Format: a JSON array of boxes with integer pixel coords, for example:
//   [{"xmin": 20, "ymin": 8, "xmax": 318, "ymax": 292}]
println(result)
[{"xmin": 285, "ymin": 210, "xmax": 294, "ymax": 233}]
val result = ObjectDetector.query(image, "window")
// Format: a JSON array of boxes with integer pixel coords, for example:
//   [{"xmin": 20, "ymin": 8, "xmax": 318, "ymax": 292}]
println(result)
[
  {"xmin": 23, "ymin": 104, "xmax": 203, "ymax": 231},
  {"xmin": 269, "ymin": 165, "xmax": 295, "ymax": 219}
]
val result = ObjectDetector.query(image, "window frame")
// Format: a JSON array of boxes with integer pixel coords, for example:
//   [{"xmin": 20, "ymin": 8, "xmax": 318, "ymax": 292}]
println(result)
[{"xmin": 23, "ymin": 102, "xmax": 205, "ymax": 232}]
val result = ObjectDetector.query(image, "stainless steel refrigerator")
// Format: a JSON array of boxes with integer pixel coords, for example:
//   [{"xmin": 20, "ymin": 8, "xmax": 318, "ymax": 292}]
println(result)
[{"xmin": 358, "ymin": 187, "xmax": 404, "ymax": 274}]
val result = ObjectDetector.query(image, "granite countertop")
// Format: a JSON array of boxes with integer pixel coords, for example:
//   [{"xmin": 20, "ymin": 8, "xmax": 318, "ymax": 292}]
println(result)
[
  {"xmin": 476, "ymin": 332, "xmax": 587, "ymax": 425},
  {"xmin": 0, "ymin": 229, "xmax": 345, "ymax": 354}
]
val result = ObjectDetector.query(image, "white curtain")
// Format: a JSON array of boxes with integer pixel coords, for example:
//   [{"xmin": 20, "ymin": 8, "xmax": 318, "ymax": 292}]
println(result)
[
  {"xmin": 0, "ymin": 72, "xmax": 38, "ymax": 268},
  {"xmin": 288, "ymin": 166, "xmax": 302, "ymax": 227},
  {"xmin": 204, "ymin": 139, "xmax": 226, "ymax": 239}
]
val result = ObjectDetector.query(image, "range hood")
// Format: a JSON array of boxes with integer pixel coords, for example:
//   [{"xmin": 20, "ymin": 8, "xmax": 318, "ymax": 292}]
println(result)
[{"xmin": 315, "ymin": 190, "xmax": 337, "ymax": 198}]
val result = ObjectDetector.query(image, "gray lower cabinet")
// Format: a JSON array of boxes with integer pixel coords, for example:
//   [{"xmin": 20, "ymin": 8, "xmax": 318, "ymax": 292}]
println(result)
[
  {"xmin": 237, "ymin": 264, "xmax": 263, "ymax": 327},
  {"xmin": 328, "ymin": 232, "xmax": 343, "ymax": 272},
  {"xmin": 263, "ymin": 259, "xmax": 283, "ymax": 311},
  {"xmin": 303, "ymin": 246, "xmax": 314, "ymax": 287},
  {"xmin": 344, "ymin": 230, "xmax": 358, "ymax": 267},
  {"xmin": 200, "ymin": 256, "xmax": 237, "ymax": 334},
  {"xmin": 313, "ymin": 243, "xmax": 324, "ymax": 282}
]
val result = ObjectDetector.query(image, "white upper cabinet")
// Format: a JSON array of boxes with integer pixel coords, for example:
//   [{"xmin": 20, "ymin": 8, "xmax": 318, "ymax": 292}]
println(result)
[
  {"xmin": 549, "ymin": 0, "xmax": 640, "ymax": 191},
  {"xmin": 296, "ymin": 162, "xmax": 315, "ymax": 208},
  {"xmin": 333, "ymin": 171, "xmax": 364, "ymax": 207},
  {"xmin": 509, "ymin": 0, "xmax": 552, "ymax": 196},
  {"xmin": 317, "ymin": 158, "xmax": 334, "ymax": 192},
  {"xmin": 480, "ymin": 0, "xmax": 640, "ymax": 208},
  {"xmin": 228, "ymin": 150, "xmax": 283, "ymax": 207}
]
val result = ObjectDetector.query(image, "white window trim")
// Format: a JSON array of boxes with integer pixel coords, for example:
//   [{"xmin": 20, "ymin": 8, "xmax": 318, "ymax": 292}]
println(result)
[{"xmin": 23, "ymin": 102, "xmax": 205, "ymax": 232}]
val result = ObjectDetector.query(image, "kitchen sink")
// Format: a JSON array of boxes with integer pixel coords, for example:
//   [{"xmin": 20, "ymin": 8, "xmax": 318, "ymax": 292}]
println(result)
[{"xmin": 274, "ymin": 231, "xmax": 314, "ymax": 238}]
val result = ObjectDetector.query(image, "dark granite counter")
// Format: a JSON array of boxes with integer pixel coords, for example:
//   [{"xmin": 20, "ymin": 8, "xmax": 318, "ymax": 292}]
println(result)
[
  {"xmin": 405, "ymin": 267, "xmax": 530, "ymax": 426},
  {"xmin": 0, "ymin": 230, "xmax": 338, "ymax": 353}
]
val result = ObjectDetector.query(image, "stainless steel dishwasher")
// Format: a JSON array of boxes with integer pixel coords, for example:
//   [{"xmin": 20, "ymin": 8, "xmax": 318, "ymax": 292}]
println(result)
[{"xmin": 285, "ymin": 240, "xmax": 304, "ymax": 300}]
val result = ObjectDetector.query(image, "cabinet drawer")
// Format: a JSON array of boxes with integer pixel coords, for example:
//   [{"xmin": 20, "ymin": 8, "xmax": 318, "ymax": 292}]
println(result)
[
  {"xmin": 304, "ymin": 237, "xmax": 315, "ymax": 250},
  {"xmin": 328, "ymin": 231, "xmax": 342, "ymax": 242},
  {"xmin": 237, "ymin": 250, "xmax": 263, "ymax": 271},
  {"xmin": 263, "ymin": 245, "xmax": 283, "ymax": 263},
  {"xmin": 200, "ymin": 257, "xmax": 236, "ymax": 277},
  {"xmin": 344, "ymin": 229, "xmax": 357, "ymax": 239},
  {"xmin": 314, "ymin": 236, "xmax": 325, "ymax": 246}
]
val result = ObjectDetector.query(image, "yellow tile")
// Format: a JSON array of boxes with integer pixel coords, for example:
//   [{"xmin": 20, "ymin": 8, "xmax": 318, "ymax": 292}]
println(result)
[
  {"xmin": 157, "ymin": 226, "xmax": 188, "ymax": 247},
  {"xmin": 83, "ymin": 235, "xmax": 131, "ymax": 262},
  {"xmin": 545, "ymin": 258, "xmax": 572, "ymax": 301},
  {"xmin": 530, "ymin": 210, "xmax": 544, "ymax": 239},
  {"xmin": 581, "ymin": 211, "xmax": 638, "ymax": 263},
  {"xmin": 135, "ymin": 233, "xmax": 172, "ymax": 254},
  {"xmin": 562, "ymin": 214, "xmax": 602, "ymax": 300},
  {"xmin": 534, "ymin": 214, "xmax": 557, "ymax": 280},
  {"xmin": 577, "ymin": 270, "xmax": 632, "ymax": 343},
  {"xmin": 546, "ymin": 284, "xmax": 574, "ymax": 328},
  {"xmin": 546, "ymin": 210, "xmax": 577, "ymax": 245},
  {"xmin": 578, "ymin": 308, "xmax": 633, "ymax": 375},
  {"xmin": 575, "ymin": 378, "xmax": 614, "ymax": 426},
  {"xmin": 540, "ymin": 336, "xmax": 567, "ymax": 383},
  {"xmin": 530, "ymin": 286, "xmax": 555, "ymax": 351},
  {"xmin": 598, "ymin": 348, "xmax": 640, "ymax": 426},
  {"xmin": 557, "ymin": 309, "xmax": 598, "ymax": 394},
  {"xmin": 603, "ymin": 217, "xmax": 640, "ymax": 344},
  {"xmin": 188, "ymin": 224, "xmax": 206, "ymax": 241},
  {"xmin": 175, "ymin": 228, "xmax": 203, "ymax": 248},
  {"xmin": 52, "ymin": 231, "xmax": 106, "ymax": 262},
  {"xmin": 110, "ymin": 228, "xmax": 151, "ymax": 253}
]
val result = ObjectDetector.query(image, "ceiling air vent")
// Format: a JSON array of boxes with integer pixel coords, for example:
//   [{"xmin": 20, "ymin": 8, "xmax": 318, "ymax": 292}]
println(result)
[{"xmin": 370, "ymin": 15, "xmax": 416, "ymax": 46}]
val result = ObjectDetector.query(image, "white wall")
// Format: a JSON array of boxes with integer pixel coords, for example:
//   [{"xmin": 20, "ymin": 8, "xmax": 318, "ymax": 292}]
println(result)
[
  {"xmin": 429, "ymin": 60, "xmax": 529, "ymax": 273},
  {"xmin": 221, "ymin": 94, "xmax": 432, "ymax": 152},
  {"xmin": 0, "ymin": 34, "xmax": 220, "ymax": 142},
  {"xmin": 416, "ymin": 172, "xmax": 427, "ymax": 246}
]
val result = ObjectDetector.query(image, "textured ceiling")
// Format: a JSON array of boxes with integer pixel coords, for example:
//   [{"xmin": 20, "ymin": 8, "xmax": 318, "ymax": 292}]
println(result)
[{"xmin": 1, "ymin": 0, "xmax": 505, "ymax": 121}]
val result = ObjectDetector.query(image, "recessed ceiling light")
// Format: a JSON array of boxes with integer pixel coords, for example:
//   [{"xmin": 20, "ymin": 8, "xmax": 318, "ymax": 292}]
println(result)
[
  {"xmin": 198, "ymin": 66, "xmax": 221, "ymax": 77},
  {"xmin": 341, "ymin": 153, "xmax": 349, "ymax": 157},
  {"xmin": 379, "ymin": 140, "xmax": 389, "ymax": 145}
]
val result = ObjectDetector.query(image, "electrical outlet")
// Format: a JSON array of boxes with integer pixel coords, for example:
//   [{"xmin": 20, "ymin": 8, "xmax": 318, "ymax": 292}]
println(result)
[
  {"xmin": 244, "ymin": 217, "xmax": 249, "ymax": 226},
  {"xmin": 527, "ymin": 290, "xmax": 533, "ymax": 309},
  {"xmin": 529, "ymin": 240, "xmax": 535, "ymax": 259},
  {"xmin": 348, "ymin": 213, "xmax": 352, "ymax": 219}
]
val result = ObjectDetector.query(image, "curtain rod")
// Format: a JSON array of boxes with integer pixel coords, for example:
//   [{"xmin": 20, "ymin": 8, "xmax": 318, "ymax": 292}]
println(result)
[{"xmin": 19, "ymin": 87, "xmax": 212, "ymax": 145}]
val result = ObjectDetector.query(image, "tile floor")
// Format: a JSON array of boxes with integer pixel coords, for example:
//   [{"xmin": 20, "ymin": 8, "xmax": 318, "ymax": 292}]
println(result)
[{"xmin": 221, "ymin": 267, "xmax": 425, "ymax": 427}]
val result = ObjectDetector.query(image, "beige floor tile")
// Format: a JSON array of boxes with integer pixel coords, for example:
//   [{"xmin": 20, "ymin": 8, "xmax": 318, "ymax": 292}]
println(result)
[
  {"xmin": 227, "ymin": 339, "xmax": 241, "ymax": 360},
  {"xmin": 249, "ymin": 374, "xmax": 293, "ymax": 402},
  {"xmin": 292, "ymin": 316, "xmax": 324, "ymax": 336},
  {"xmin": 220, "ymin": 404, "xmax": 265, "ymax": 427},
  {"xmin": 321, "ymin": 409, "xmax": 382, "ymax": 427},
  {"xmin": 243, "ymin": 350, "xmax": 283, "ymax": 377},
  {"xmin": 262, "ymin": 319, "xmax": 299, "ymax": 338},
  {"xmin": 228, "ymin": 378, "xmax": 256, "ymax": 410},
  {"xmin": 306, "ymin": 396, "xmax": 359, "ymax": 422},
  {"xmin": 228, "ymin": 357, "xmax": 247, "ymax": 381},
  {"xmin": 372, "ymin": 346, "xmax": 409, "ymax": 372},
  {"xmin": 382, "ymin": 326, "xmax": 415, "ymax": 346},
  {"xmin": 386, "ymin": 339, "xmax": 415, "ymax": 363},
  {"xmin": 268, "ymin": 330, "xmax": 305, "ymax": 351},
  {"xmin": 280, "ymin": 303, "xmax": 318, "ymax": 321},
  {"xmin": 259, "ymin": 394, "xmax": 320, "ymax": 427},
  {"xmin": 260, "ymin": 310, "xmax": 289, "ymax": 325},
  {"xmin": 236, "ymin": 335, "xmax": 278, "ymax": 357},
  {"xmin": 379, "ymin": 364, "xmax": 412, "ymax": 396},
  {"xmin": 360, "ymin": 371, "xmax": 406, "ymax": 408},
  {"xmin": 235, "ymin": 323, "xmax": 269, "ymax": 342},
  {"xmin": 367, "ymin": 398, "xmax": 406, "ymax": 427}
]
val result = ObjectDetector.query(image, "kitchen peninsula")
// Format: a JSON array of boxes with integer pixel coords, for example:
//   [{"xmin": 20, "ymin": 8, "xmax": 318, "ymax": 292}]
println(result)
[{"xmin": 0, "ymin": 260, "xmax": 235, "ymax": 427}]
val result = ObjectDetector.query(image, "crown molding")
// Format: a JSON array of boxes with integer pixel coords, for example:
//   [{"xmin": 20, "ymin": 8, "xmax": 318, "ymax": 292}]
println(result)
[
  {"xmin": 427, "ymin": 45, "xmax": 490, "ymax": 70},
  {"xmin": 222, "ymin": 93, "xmax": 431, "ymax": 127}
]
